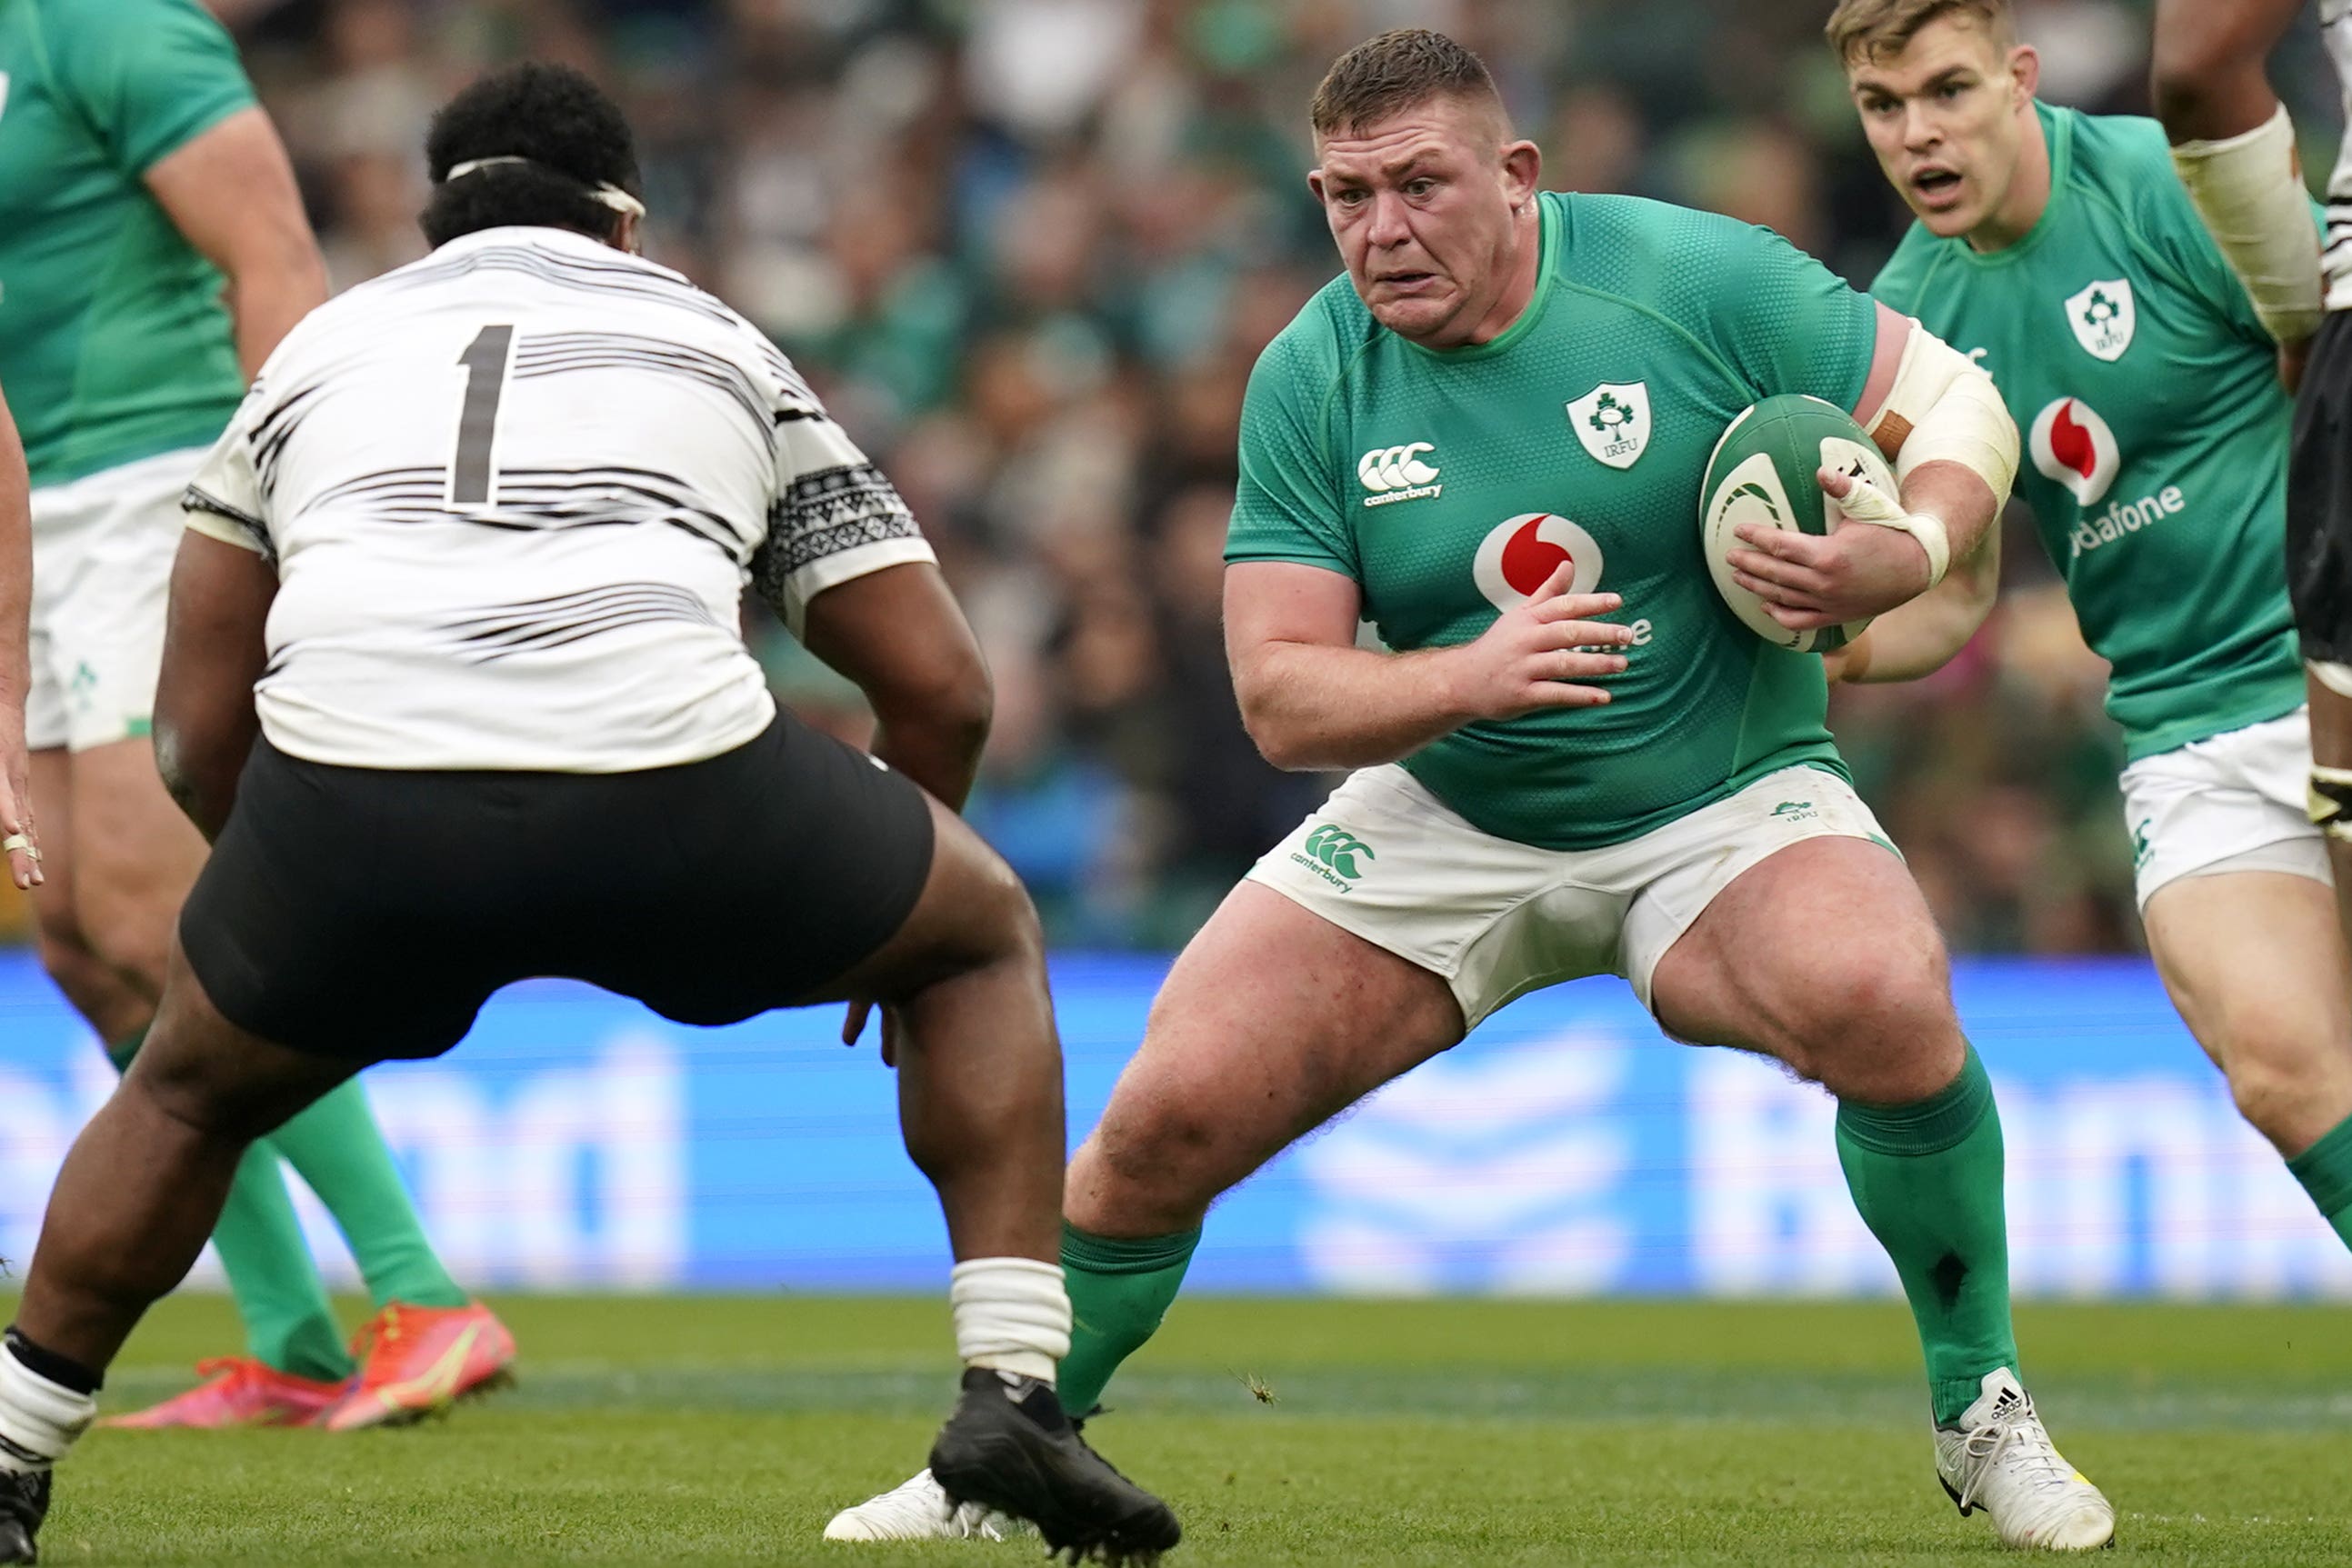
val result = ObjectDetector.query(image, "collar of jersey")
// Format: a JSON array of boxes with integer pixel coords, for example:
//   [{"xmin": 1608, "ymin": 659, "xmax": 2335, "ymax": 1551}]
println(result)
[
  {"xmin": 1396, "ymin": 191, "xmax": 1562, "ymax": 361},
  {"xmin": 1946, "ymin": 101, "xmax": 2073, "ymax": 271},
  {"xmin": 431, "ymin": 225, "xmax": 635, "ymax": 263}
]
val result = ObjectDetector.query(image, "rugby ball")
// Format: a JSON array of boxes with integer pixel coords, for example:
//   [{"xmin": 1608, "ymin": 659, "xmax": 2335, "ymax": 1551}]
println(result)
[{"xmin": 1699, "ymin": 394, "xmax": 1897, "ymax": 654}]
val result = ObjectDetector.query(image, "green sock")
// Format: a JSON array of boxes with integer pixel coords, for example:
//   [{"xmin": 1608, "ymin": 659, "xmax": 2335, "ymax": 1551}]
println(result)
[
  {"xmin": 1056, "ymin": 1223, "xmax": 1200, "ymax": 1417},
  {"xmin": 107, "ymin": 1030, "xmax": 354, "ymax": 1383},
  {"xmin": 265, "ymin": 1078, "xmax": 469, "ymax": 1310},
  {"xmin": 2287, "ymin": 1112, "xmax": 2352, "ymax": 1251},
  {"xmin": 1834, "ymin": 1045, "xmax": 2017, "ymax": 1427}
]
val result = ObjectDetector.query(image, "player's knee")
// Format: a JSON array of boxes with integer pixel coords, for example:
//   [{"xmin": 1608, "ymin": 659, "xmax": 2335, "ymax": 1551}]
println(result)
[
  {"xmin": 2217, "ymin": 1012, "xmax": 2336, "ymax": 1145},
  {"xmin": 72, "ymin": 886, "xmax": 179, "ymax": 995},
  {"xmin": 1780, "ymin": 945, "xmax": 1958, "ymax": 1097}
]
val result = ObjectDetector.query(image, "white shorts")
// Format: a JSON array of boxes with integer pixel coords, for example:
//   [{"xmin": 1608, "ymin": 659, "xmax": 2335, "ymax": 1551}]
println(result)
[
  {"xmin": 25, "ymin": 447, "xmax": 205, "ymax": 753},
  {"xmin": 1246, "ymin": 762, "xmax": 1895, "ymax": 1030},
  {"xmin": 2119, "ymin": 707, "xmax": 2330, "ymax": 908}
]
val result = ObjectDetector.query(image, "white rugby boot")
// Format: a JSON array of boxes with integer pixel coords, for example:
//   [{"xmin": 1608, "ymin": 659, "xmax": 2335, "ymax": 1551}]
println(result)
[
  {"xmin": 1935, "ymin": 1370, "xmax": 2117, "ymax": 1550},
  {"xmin": 823, "ymin": 1468, "xmax": 1018, "ymax": 1543}
]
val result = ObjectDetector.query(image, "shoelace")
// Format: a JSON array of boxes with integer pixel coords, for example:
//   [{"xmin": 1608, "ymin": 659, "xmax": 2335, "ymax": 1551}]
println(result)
[
  {"xmin": 191, "ymin": 1356, "xmax": 260, "ymax": 1387},
  {"xmin": 348, "ymin": 1306, "xmax": 411, "ymax": 1369},
  {"xmin": 1953, "ymin": 1393, "xmax": 2076, "ymax": 1512}
]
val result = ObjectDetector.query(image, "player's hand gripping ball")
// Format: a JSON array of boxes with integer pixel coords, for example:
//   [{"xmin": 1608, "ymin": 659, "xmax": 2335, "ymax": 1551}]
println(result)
[{"xmin": 1698, "ymin": 394, "xmax": 1897, "ymax": 653}]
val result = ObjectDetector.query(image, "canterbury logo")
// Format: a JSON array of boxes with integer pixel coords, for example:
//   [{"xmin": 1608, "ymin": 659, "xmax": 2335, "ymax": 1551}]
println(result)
[
  {"xmin": 1301, "ymin": 824, "xmax": 1375, "ymax": 879},
  {"xmin": 1357, "ymin": 443, "xmax": 1439, "ymax": 492}
]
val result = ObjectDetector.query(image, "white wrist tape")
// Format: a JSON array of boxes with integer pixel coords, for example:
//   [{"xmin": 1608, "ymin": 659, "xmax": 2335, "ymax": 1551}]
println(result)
[
  {"xmin": 1834, "ymin": 470, "xmax": 1951, "ymax": 589},
  {"xmin": 2172, "ymin": 105, "xmax": 2324, "ymax": 345},
  {"xmin": 949, "ymin": 1257, "xmax": 1072, "ymax": 1384}
]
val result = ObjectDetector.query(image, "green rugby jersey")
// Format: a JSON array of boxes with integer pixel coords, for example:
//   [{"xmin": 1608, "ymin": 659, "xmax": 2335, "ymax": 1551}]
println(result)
[
  {"xmin": 0, "ymin": 0, "xmax": 255, "ymax": 491},
  {"xmin": 1871, "ymin": 103, "xmax": 2305, "ymax": 761},
  {"xmin": 1228, "ymin": 191, "xmax": 1877, "ymax": 851}
]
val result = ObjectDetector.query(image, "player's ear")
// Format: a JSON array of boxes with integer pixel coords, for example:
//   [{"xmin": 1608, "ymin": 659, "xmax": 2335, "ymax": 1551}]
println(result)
[
  {"xmin": 611, "ymin": 211, "xmax": 642, "ymax": 255},
  {"xmin": 1306, "ymin": 165, "xmax": 1327, "ymax": 206},
  {"xmin": 2009, "ymin": 44, "xmax": 2040, "ymax": 104},
  {"xmin": 1500, "ymin": 139, "xmax": 1541, "ymax": 208}
]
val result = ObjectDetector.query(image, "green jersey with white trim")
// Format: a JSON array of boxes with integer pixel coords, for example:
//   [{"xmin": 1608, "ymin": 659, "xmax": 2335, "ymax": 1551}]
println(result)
[
  {"xmin": 0, "ymin": 0, "xmax": 255, "ymax": 491},
  {"xmin": 1227, "ymin": 191, "xmax": 1878, "ymax": 851},
  {"xmin": 1871, "ymin": 104, "xmax": 2304, "ymax": 762}
]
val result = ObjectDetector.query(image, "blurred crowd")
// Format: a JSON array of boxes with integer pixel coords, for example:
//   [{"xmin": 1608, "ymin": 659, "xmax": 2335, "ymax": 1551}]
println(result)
[{"xmin": 11, "ymin": 0, "xmax": 2339, "ymax": 954}]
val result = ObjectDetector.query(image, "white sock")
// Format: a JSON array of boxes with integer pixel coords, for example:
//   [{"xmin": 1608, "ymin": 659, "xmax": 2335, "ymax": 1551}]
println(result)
[
  {"xmin": 0, "ymin": 1342, "xmax": 95, "ymax": 1474},
  {"xmin": 949, "ymin": 1257, "xmax": 1071, "ymax": 1384}
]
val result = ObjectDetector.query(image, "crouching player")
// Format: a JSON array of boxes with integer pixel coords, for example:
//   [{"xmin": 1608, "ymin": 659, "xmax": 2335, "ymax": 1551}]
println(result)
[
  {"xmin": 1826, "ymin": 0, "xmax": 2352, "ymax": 1262},
  {"xmin": 833, "ymin": 26, "xmax": 2116, "ymax": 1552},
  {"xmin": 0, "ymin": 65, "xmax": 1176, "ymax": 1567}
]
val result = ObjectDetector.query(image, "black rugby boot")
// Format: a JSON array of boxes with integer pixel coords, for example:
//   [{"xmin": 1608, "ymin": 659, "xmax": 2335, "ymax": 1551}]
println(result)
[
  {"xmin": 0, "ymin": 1468, "xmax": 48, "ymax": 1564},
  {"xmin": 929, "ymin": 1368, "xmax": 1180, "ymax": 1564}
]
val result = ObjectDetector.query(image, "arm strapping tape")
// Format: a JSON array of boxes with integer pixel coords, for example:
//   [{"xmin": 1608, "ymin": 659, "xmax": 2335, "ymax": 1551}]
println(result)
[
  {"xmin": 1851, "ymin": 321, "xmax": 2019, "ymax": 589},
  {"xmin": 2172, "ymin": 104, "xmax": 2324, "ymax": 345}
]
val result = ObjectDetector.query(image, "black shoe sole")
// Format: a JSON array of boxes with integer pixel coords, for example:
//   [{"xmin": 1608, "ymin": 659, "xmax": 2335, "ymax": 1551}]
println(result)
[
  {"xmin": 0, "ymin": 1521, "xmax": 32, "ymax": 1565},
  {"xmin": 930, "ymin": 1395, "xmax": 1179, "ymax": 1565}
]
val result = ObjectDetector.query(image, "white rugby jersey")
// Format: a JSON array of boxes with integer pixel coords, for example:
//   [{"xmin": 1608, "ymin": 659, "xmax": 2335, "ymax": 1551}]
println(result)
[
  {"xmin": 184, "ymin": 225, "xmax": 933, "ymax": 772},
  {"xmin": 2327, "ymin": 0, "xmax": 2352, "ymax": 309}
]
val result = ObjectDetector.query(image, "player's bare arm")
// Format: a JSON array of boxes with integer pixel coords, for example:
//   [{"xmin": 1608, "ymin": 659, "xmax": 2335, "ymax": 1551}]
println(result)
[
  {"xmin": 794, "ymin": 563, "xmax": 993, "ymax": 813},
  {"xmin": 145, "ymin": 107, "xmax": 328, "ymax": 378},
  {"xmin": 1224, "ymin": 560, "xmax": 1629, "ymax": 773},
  {"xmin": 0, "ymin": 388, "xmax": 35, "ymax": 890},
  {"xmin": 151, "ymin": 532, "xmax": 273, "ymax": 842},
  {"xmin": 1726, "ymin": 306, "xmax": 2017, "ymax": 632},
  {"xmin": 2154, "ymin": 0, "xmax": 2323, "ymax": 387},
  {"xmin": 1824, "ymin": 514, "xmax": 2002, "ymax": 684}
]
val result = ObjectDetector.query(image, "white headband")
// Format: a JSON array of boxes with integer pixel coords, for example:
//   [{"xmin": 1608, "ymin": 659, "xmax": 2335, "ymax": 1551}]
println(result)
[{"xmin": 443, "ymin": 155, "xmax": 646, "ymax": 219}]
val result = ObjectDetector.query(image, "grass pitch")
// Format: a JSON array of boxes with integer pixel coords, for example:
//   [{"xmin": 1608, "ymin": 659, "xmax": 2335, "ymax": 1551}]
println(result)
[{"xmin": 25, "ymin": 1293, "xmax": 2352, "ymax": 1564}]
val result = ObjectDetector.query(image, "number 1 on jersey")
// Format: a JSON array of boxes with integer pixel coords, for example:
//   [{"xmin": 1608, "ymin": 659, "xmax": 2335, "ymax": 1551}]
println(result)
[{"xmin": 452, "ymin": 325, "xmax": 515, "ymax": 504}]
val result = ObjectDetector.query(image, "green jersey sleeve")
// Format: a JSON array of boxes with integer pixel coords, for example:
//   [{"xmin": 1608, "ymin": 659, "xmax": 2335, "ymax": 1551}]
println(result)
[
  {"xmin": 42, "ymin": 0, "xmax": 255, "ymax": 175},
  {"xmin": 1699, "ymin": 220, "xmax": 1879, "ymax": 412},
  {"xmin": 1226, "ymin": 315, "xmax": 1357, "ymax": 578}
]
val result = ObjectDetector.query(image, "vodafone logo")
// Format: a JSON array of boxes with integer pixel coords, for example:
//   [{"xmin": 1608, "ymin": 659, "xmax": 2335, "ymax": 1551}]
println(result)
[
  {"xmin": 1473, "ymin": 513, "xmax": 1603, "ymax": 610},
  {"xmin": 2028, "ymin": 396, "xmax": 2120, "ymax": 506}
]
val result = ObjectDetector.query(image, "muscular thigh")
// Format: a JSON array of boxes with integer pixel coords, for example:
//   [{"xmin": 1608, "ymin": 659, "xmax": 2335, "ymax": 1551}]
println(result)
[
  {"xmin": 1650, "ymin": 836, "xmax": 1962, "ymax": 1104},
  {"xmin": 1066, "ymin": 880, "xmax": 1464, "ymax": 1236}
]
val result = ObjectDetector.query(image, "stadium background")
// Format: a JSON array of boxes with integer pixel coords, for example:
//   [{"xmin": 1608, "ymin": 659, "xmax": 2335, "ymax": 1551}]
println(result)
[{"xmin": 2, "ymin": 0, "xmax": 2346, "ymax": 1300}]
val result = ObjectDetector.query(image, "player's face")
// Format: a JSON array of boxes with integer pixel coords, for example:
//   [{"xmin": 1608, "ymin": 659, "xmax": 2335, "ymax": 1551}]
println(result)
[
  {"xmin": 1845, "ymin": 15, "xmax": 2039, "ymax": 243},
  {"xmin": 1310, "ymin": 95, "xmax": 1540, "ymax": 347}
]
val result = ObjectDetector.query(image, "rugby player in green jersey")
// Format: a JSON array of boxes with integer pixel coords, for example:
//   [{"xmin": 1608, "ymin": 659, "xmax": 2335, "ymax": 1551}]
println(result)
[
  {"xmin": 832, "ymin": 27, "xmax": 2117, "ymax": 1551},
  {"xmin": 1, "ymin": 386, "xmax": 37, "ymax": 896},
  {"xmin": 0, "ymin": 0, "xmax": 510, "ymax": 1428},
  {"xmin": 1828, "ymin": 0, "xmax": 2352, "ymax": 1265},
  {"xmin": 2152, "ymin": 0, "xmax": 2352, "ymax": 1239}
]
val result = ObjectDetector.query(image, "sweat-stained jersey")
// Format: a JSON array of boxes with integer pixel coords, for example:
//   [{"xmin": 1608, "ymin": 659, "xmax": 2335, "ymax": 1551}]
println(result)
[
  {"xmin": 183, "ymin": 226, "xmax": 935, "ymax": 774},
  {"xmin": 1227, "ymin": 190, "xmax": 1878, "ymax": 851},
  {"xmin": 1872, "ymin": 104, "xmax": 2305, "ymax": 762},
  {"xmin": 0, "ymin": 0, "xmax": 255, "ymax": 490}
]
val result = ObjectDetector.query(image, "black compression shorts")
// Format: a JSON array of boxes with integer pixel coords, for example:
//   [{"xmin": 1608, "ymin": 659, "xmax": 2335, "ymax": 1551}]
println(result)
[
  {"xmin": 179, "ymin": 711, "xmax": 935, "ymax": 1063},
  {"xmin": 2289, "ymin": 310, "xmax": 2352, "ymax": 665}
]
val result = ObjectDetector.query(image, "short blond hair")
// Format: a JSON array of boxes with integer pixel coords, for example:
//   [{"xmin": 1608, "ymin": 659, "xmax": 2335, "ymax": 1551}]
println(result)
[{"xmin": 1826, "ymin": 0, "xmax": 2015, "ymax": 65}]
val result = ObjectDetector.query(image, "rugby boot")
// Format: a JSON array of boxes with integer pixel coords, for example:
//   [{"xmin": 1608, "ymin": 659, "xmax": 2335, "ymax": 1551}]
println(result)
[
  {"xmin": 1935, "ymin": 1370, "xmax": 2117, "ymax": 1550},
  {"xmin": 99, "ymin": 1357, "xmax": 346, "ymax": 1430},
  {"xmin": 824, "ymin": 1467, "xmax": 1021, "ymax": 1541},
  {"xmin": 929, "ymin": 1368, "xmax": 1179, "ymax": 1565},
  {"xmin": 0, "ymin": 1468, "xmax": 46, "ymax": 1564},
  {"xmin": 320, "ymin": 1302, "xmax": 515, "ymax": 1432}
]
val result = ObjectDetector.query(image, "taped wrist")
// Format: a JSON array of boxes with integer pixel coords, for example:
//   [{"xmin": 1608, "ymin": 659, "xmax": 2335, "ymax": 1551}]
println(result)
[{"xmin": 2172, "ymin": 104, "xmax": 2324, "ymax": 346}]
